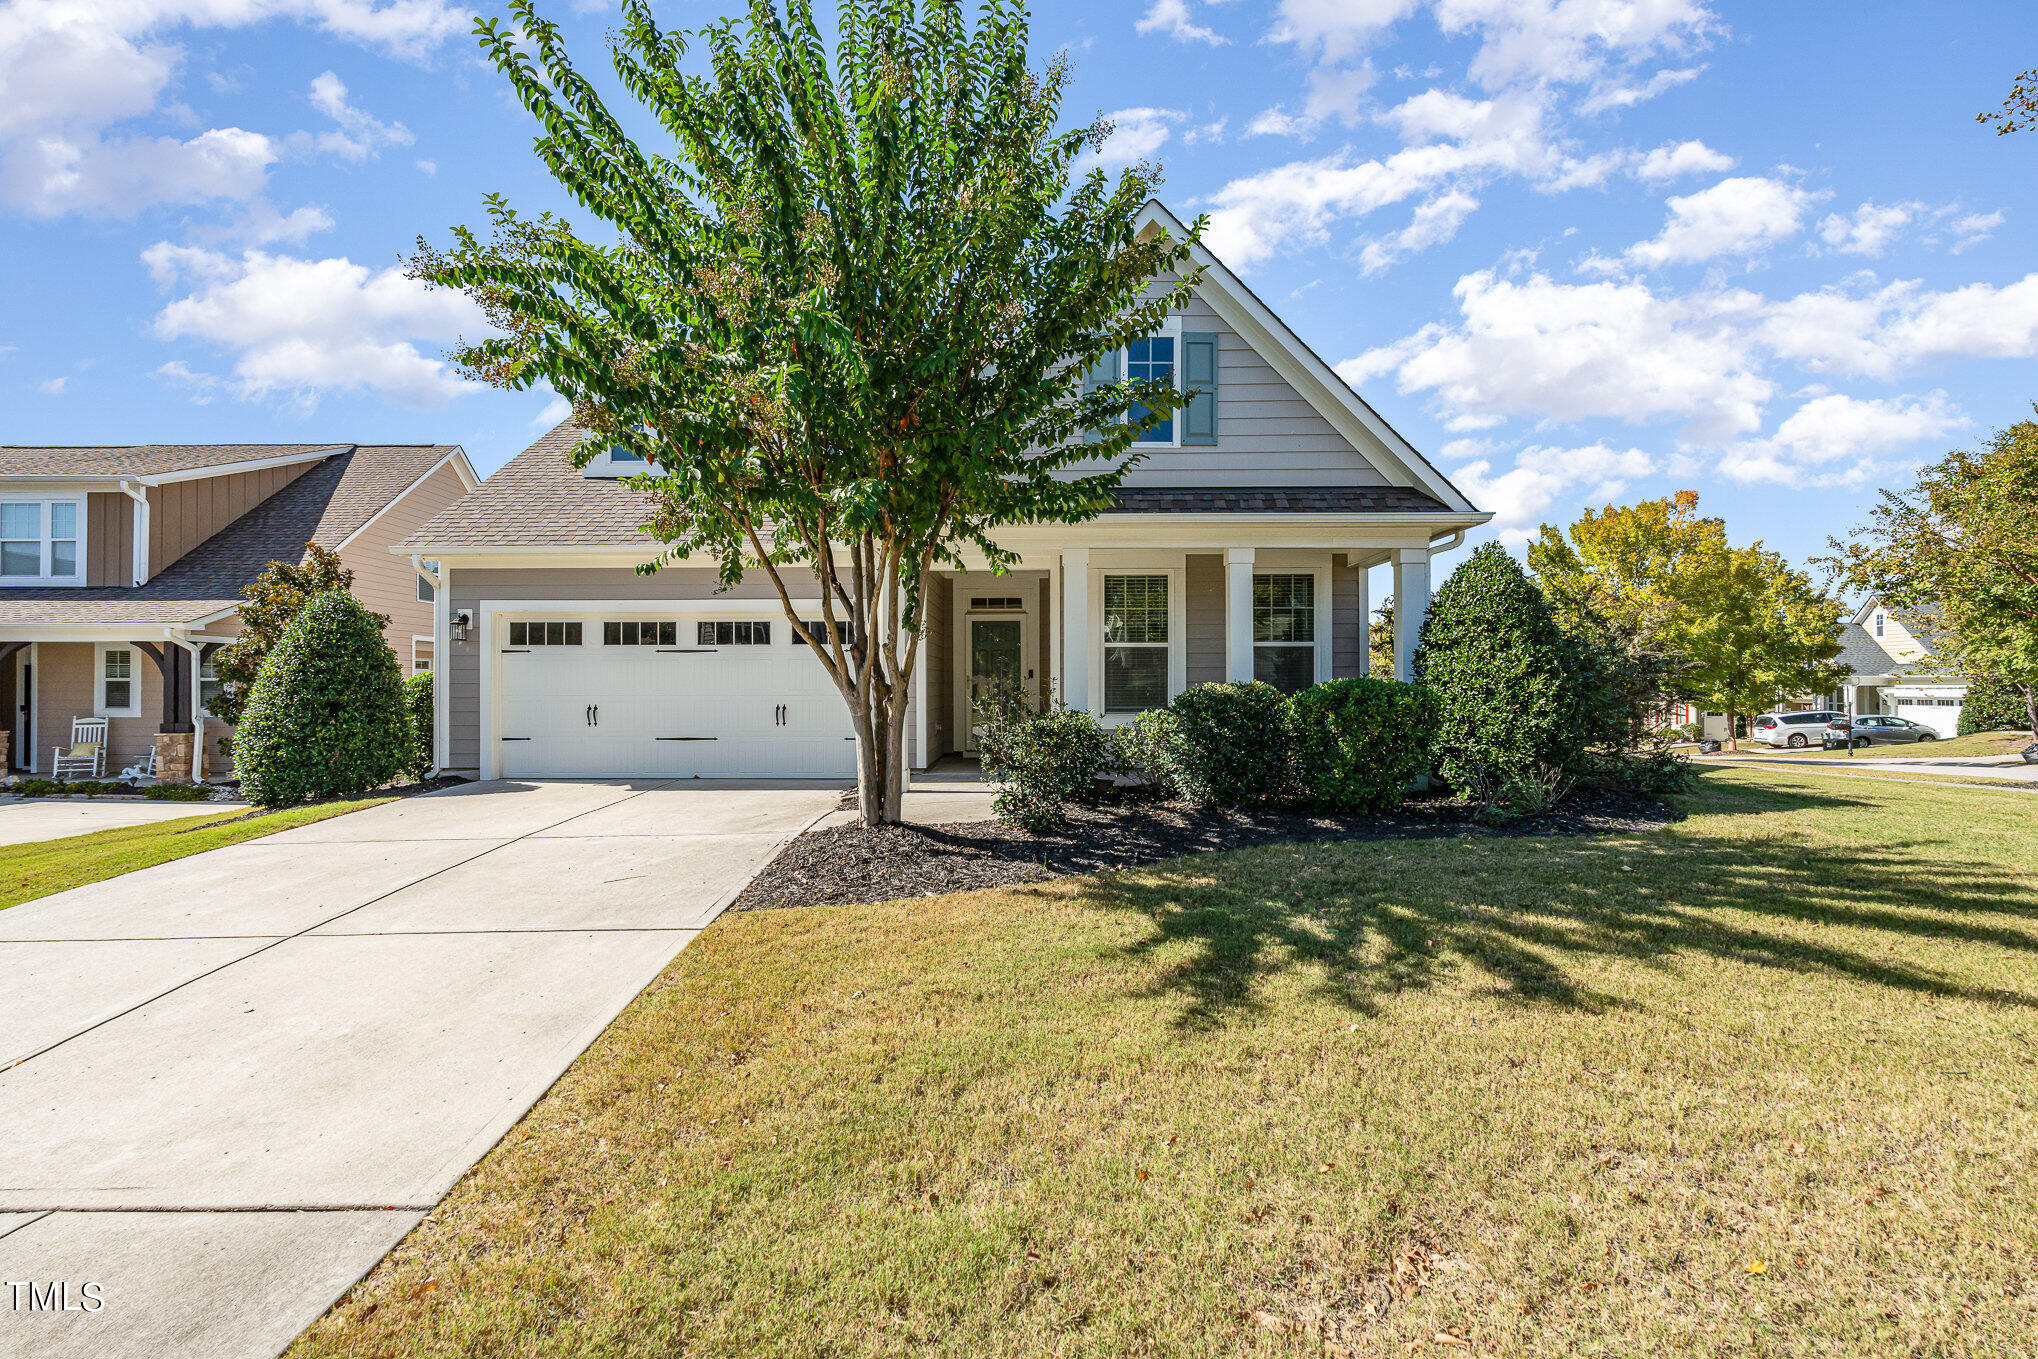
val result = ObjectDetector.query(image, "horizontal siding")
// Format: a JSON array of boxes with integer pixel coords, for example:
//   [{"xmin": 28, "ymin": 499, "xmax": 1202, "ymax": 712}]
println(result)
[
  {"xmin": 1332, "ymin": 560, "xmax": 1363, "ymax": 679},
  {"xmin": 337, "ymin": 462, "xmax": 466, "ymax": 677},
  {"xmin": 1185, "ymin": 553, "xmax": 1224, "ymax": 687}
]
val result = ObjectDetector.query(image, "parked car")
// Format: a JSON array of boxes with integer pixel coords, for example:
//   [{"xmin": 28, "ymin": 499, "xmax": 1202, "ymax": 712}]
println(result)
[
  {"xmin": 1844, "ymin": 715, "xmax": 1940, "ymax": 746},
  {"xmin": 1749, "ymin": 711, "xmax": 1847, "ymax": 748}
]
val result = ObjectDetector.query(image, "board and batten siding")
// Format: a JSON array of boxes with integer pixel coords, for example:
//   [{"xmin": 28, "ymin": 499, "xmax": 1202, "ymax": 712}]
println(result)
[
  {"xmin": 1059, "ymin": 278, "xmax": 1391, "ymax": 488},
  {"xmin": 146, "ymin": 462, "xmax": 319, "ymax": 575},
  {"xmin": 335, "ymin": 462, "xmax": 469, "ymax": 676},
  {"xmin": 85, "ymin": 492, "xmax": 135, "ymax": 587}
]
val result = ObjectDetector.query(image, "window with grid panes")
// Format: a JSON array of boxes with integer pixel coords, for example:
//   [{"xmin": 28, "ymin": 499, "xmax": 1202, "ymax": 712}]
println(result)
[
  {"xmin": 1253, "ymin": 574, "xmax": 1316, "ymax": 693},
  {"xmin": 696, "ymin": 620, "xmax": 772, "ymax": 646},
  {"xmin": 1103, "ymin": 574, "xmax": 1170, "ymax": 712},
  {"xmin": 604, "ymin": 621, "xmax": 678, "ymax": 646}
]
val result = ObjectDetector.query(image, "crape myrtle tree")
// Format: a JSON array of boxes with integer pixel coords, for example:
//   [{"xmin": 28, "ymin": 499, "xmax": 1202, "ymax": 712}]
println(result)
[{"xmin": 411, "ymin": 0, "xmax": 1201, "ymax": 824}]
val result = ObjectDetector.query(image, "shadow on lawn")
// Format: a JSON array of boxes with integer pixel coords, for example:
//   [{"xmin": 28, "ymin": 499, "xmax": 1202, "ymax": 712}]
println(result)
[{"xmin": 1073, "ymin": 776, "xmax": 2038, "ymax": 1030}]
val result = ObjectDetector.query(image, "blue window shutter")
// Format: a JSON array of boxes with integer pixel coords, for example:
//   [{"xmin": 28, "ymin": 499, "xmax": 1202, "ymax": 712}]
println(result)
[{"xmin": 1182, "ymin": 333, "xmax": 1218, "ymax": 445}]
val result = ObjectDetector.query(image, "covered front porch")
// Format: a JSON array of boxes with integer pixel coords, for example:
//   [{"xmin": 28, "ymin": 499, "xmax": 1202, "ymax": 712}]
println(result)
[
  {"xmin": 0, "ymin": 631, "xmax": 230, "ymax": 782},
  {"xmin": 910, "ymin": 518, "xmax": 1455, "ymax": 769}
]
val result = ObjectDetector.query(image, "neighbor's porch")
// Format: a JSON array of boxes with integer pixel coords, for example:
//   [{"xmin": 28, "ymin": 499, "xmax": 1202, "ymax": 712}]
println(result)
[
  {"xmin": 1, "ymin": 635, "xmax": 230, "ymax": 781},
  {"xmin": 911, "ymin": 533, "xmax": 1443, "ymax": 768}
]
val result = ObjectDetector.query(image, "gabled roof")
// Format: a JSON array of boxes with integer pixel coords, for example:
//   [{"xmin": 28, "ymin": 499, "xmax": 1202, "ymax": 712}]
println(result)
[
  {"xmin": 1133, "ymin": 200, "xmax": 1483, "ymax": 518},
  {"xmin": 1835, "ymin": 623, "xmax": 1902, "ymax": 678},
  {"xmin": 403, "ymin": 423, "xmax": 654, "ymax": 550},
  {"xmin": 0, "ymin": 444, "xmax": 344, "ymax": 480},
  {"xmin": 0, "ymin": 445, "xmax": 466, "ymax": 627}
]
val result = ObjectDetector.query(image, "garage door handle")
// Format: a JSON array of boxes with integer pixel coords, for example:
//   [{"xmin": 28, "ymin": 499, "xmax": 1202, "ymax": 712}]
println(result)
[
  {"xmin": 592, "ymin": 705, "xmax": 599, "ymax": 726},
  {"xmin": 584, "ymin": 704, "xmax": 592, "ymax": 727}
]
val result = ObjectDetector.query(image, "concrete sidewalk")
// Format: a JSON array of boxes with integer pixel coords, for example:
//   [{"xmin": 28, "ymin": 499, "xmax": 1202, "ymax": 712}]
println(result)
[
  {"xmin": 0, "ymin": 798, "xmax": 247, "ymax": 846},
  {"xmin": 0, "ymin": 778, "xmax": 839, "ymax": 1359}
]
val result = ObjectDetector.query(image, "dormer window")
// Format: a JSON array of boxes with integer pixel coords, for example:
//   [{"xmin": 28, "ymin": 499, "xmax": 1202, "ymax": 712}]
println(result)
[
  {"xmin": 1081, "ymin": 318, "xmax": 1218, "ymax": 448},
  {"xmin": 1874, "ymin": 612, "xmax": 1885, "ymax": 638},
  {"xmin": 582, "ymin": 433, "xmax": 654, "ymax": 479},
  {"xmin": 0, "ymin": 497, "xmax": 84, "ymax": 585}
]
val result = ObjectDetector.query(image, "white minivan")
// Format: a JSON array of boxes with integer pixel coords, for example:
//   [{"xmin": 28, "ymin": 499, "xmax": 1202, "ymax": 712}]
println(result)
[{"xmin": 1749, "ymin": 711, "xmax": 1847, "ymax": 748}]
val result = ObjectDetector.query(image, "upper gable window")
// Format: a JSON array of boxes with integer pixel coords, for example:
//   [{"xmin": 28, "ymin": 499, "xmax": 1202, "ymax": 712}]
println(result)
[
  {"xmin": 1126, "ymin": 337, "xmax": 1176, "ymax": 444},
  {"xmin": 1083, "ymin": 318, "xmax": 1217, "ymax": 448},
  {"xmin": 0, "ymin": 497, "xmax": 84, "ymax": 586},
  {"xmin": 1873, "ymin": 612, "xmax": 1885, "ymax": 638},
  {"xmin": 582, "ymin": 432, "xmax": 654, "ymax": 479}
]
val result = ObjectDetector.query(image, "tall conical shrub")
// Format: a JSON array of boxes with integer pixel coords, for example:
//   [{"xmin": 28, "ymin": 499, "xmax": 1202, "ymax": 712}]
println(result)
[
  {"xmin": 234, "ymin": 591, "xmax": 412, "ymax": 806},
  {"xmin": 1414, "ymin": 543, "xmax": 1582, "ymax": 810}
]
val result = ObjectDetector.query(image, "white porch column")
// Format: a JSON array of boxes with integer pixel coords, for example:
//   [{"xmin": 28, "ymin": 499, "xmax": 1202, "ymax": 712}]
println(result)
[
  {"xmin": 1060, "ymin": 548, "xmax": 1090, "ymax": 712},
  {"xmin": 1225, "ymin": 547, "xmax": 1255, "ymax": 683},
  {"xmin": 1351, "ymin": 555, "xmax": 1371, "ymax": 678},
  {"xmin": 1391, "ymin": 547, "xmax": 1431, "ymax": 681}
]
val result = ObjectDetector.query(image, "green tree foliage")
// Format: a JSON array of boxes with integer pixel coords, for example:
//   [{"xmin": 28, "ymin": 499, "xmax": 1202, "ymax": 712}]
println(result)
[
  {"xmin": 411, "ymin": 0, "xmax": 1200, "ymax": 823},
  {"xmin": 1167, "ymin": 681, "xmax": 1292, "ymax": 806},
  {"xmin": 1821, "ymin": 417, "xmax": 2038, "ymax": 739},
  {"xmin": 1415, "ymin": 543, "xmax": 1582, "ymax": 810},
  {"xmin": 1958, "ymin": 673, "xmax": 2033, "ymax": 736},
  {"xmin": 1367, "ymin": 595, "xmax": 1395, "ymax": 678},
  {"xmin": 1534, "ymin": 492, "xmax": 1843, "ymax": 750},
  {"xmin": 234, "ymin": 594, "xmax": 412, "ymax": 807},
  {"xmin": 212, "ymin": 545, "xmax": 386, "ymax": 726},
  {"xmin": 1289, "ymin": 677, "xmax": 1437, "ymax": 812},
  {"xmin": 402, "ymin": 671, "xmax": 434, "ymax": 781}
]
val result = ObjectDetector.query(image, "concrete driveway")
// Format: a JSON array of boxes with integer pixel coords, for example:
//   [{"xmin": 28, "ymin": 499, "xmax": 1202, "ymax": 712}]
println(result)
[
  {"xmin": 0, "ymin": 799, "xmax": 247, "ymax": 847},
  {"xmin": 0, "ymin": 778, "xmax": 839, "ymax": 1359}
]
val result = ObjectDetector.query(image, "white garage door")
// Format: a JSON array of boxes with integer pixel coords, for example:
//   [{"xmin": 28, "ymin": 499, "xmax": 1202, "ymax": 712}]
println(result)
[
  {"xmin": 1893, "ymin": 697, "xmax": 1963, "ymax": 738},
  {"xmin": 495, "ymin": 614, "xmax": 859, "ymax": 778}
]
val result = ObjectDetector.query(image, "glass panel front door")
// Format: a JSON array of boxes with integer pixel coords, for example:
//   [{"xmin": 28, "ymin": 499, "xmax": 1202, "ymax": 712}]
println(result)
[{"xmin": 969, "ymin": 618, "xmax": 1025, "ymax": 744}]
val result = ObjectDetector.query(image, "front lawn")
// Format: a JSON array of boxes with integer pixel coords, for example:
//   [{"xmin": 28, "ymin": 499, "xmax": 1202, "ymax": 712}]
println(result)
[
  {"xmin": 298, "ymin": 768, "xmax": 2038, "ymax": 1357},
  {"xmin": 0, "ymin": 798, "xmax": 392, "ymax": 910}
]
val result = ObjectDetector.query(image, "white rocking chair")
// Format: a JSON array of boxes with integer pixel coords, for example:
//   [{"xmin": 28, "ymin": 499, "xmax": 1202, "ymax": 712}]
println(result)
[
  {"xmin": 119, "ymin": 745, "xmax": 159, "ymax": 783},
  {"xmin": 52, "ymin": 718, "xmax": 108, "ymax": 780}
]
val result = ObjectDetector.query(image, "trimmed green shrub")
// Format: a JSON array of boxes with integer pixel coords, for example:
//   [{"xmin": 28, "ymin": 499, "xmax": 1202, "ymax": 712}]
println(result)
[
  {"xmin": 144, "ymin": 782, "xmax": 214, "ymax": 801},
  {"xmin": 1113, "ymin": 707, "xmax": 1184, "ymax": 798},
  {"xmin": 234, "ymin": 591, "xmax": 413, "ymax": 807},
  {"xmin": 981, "ymin": 707, "xmax": 1113, "ymax": 832},
  {"xmin": 13, "ymin": 778, "xmax": 124, "ymax": 797},
  {"xmin": 1415, "ymin": 543, "xmax": 1584, "ymax": 813},
  {"xmin": 1169, "ymin": 681, "xmax": 1293, "ymax": 806},
  {"xmin": 1958, "ymin": 673, "xmax": 2035, "ymax": 736},
  {"xmin": 1289, "ymin": 677, "xmax": 1438, "ymax": 812},
  {"xmin": 402, "ymin": 671, "xmax": 435, "ymax": 780}
]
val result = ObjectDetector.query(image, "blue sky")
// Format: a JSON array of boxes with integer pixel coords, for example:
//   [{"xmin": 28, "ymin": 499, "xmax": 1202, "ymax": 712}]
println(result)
[{"xmin": 4, "ymin": 0, "xmax": 2036, "ymax": 582}]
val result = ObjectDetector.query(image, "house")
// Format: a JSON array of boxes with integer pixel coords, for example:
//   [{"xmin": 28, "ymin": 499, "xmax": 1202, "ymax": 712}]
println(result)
[
  {"xmin": 0, "ymin": 442, "xmax": 479, "ymax": 781},
  {"xmin": 1834, "ymin": 595, "xmax": 1969, "ymax": 736},
  {"xmin": 401, "ymin": 201, "xmax": 1491, "ymax": 781}
]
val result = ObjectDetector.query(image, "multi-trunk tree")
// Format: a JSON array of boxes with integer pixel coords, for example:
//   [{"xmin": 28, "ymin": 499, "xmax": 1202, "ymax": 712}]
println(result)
[{"xmin": 413, "ymin": 0, "xmax": 1200, "ymax": 824}]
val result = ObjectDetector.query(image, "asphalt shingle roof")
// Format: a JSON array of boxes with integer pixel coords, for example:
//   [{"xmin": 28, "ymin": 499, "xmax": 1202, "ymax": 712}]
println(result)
[
  {"xmin": 0, "ymin": 445, "xmax": 457, "ymax": 626},
  {"xmin": 1835, "ymin": 623, "xmax": 1901, "ymax": 678},
  {"xmin": 0, "ymin": 444, "xmax": 344, "ymax": 478},
  {"xmin": 404, "ymin": 426, "xmax": 1459, "ymax": 550}
]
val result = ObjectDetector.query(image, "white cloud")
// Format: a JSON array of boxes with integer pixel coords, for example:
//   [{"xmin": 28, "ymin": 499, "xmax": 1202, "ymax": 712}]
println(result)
[
  {"xmin": 1718, "ymin": 391, "xmax": 1966, "ymax": 486},
  {"xmin": 1245, "ymin": 107, "xmax": 1313, "ymax": 138},
  {"xmin": 1268, "ymin": 0, "xmax": 1421, "ymax": 63},
  {"xmin": 1433, "ymin": 0, "xmax": 1721, "ymax": 91},
  {"xmin": 1358, "ymin": 189, "xmax": 1479, "ymax": 274},
  {"xmin": 143, "ymin": 242, "xmax": 487, "ymax": 410},
  {"xmin": 532, "ymin": 388, "xmax": 571, "ymax": 428},
  {"xmin": 1342, "ymin": 268, "xmax": 1772, "ymax": 439},
  {"xmin": 1080, "ymin": 107, "xmax": 1185, "ymax": 171},
  {"xmin": 1450, "ymin": 441, "xmax": 1657, "ymax": 539},
  {"xmin": 1627, "ymin": 175, "xmax": 1823, "ymax": 267},
  {"xmin": 1135, "ymin": 0, "xmax": 1227, "ymax": 46},
  {"xmin": 414, "ymin": 157, "xmax": 437, "ymax": 175},
  {"xmin": 1759, "ymin": 274, "xmax": 2038, "ymax": 380},
  {"xmin": 37, "ymin": 376, "xmax": 66, "ymax": 394},
  {"xmin": 1183, "ymin": 118, "xmax": 1227, "ymax": 145},
  {"xmin": 1947, "ymin": 210, "xmax": 2003, "ymax": 252},
  {"xmin": 0, "ymin": 0, "xmax": 461, "ymax": 216},
  {"xmin": 1633, "ymin": 138, "xmax": 1734, "ymax": 181},
  {"xmin": 1816, "ymin": 201, "xmax": 1918, "ymax": 257},
  {"xmin": 305, "ymin": 69, "xmax": 412, "ymax": 161},
  {"xmin": 1576, "ymin": 64, "xmax": 1703, "ymax": 114}
]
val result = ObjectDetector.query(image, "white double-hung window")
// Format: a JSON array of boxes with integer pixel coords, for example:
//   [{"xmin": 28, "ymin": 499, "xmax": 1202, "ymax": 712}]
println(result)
[
  {"xmin": 1253, "ymin": 574, "xmax": 1317, "ymax": 694},
  {"xmin": 1102, "ymin": 574, "xmax": 1171, "ymax": 714},
  {"xmin": 0, "ymin": 498, "xmax": 83, "ymax": 585}
]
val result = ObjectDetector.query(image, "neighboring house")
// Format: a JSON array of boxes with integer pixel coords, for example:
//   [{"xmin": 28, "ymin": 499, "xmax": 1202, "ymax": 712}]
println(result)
[
  {"xmin": 402, "ymin": 201, "xmax": 1491, "ymax": 782},
  {"xmin": 1834, "ymin": 595, "xmax": 1969, "ymax": 737},
  {"xmin": 0, "ymin": 442, "xmax": 479, "ymax": 780}
]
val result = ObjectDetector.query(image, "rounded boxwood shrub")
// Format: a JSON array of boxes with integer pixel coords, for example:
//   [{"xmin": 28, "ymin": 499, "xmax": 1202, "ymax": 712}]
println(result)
[
  {"xmin": 1113, "ymin": 707, "xmax": 1184, "ymax": 798},
  {"xmin": 1168, "ymin": 681, "xmax": 1292, "ymax": 806},
  {"xmin": 983, "ymin": 707, "xmax": 1113, "ymax": 831},
  {"xmin": 1289, "ymin": 676, "xmax": 1439, "ymax": 812},
  {"xmin": 402, "ymin": 671, "xmax": 434, "ymax": 781},
  {"xmin": 1414, "ymin": 543, "xmax": 1583, "ymax": 812},
  {"xmin": 234, "ymin": 591, "xmax": 413, "ymax": 807}
]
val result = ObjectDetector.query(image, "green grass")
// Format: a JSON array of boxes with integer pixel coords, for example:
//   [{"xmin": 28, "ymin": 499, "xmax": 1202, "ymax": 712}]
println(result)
[
  {"xmin": 296, "ymin": 768, "xmax": 2038, "ymax": 1358},
  {"xmin": 0, "ymin": 798, "xmax": 392, "ymax": 910},
  {"xmin": 1717, "ymin": 730, "xmax": 2031, "ymax": 760}
]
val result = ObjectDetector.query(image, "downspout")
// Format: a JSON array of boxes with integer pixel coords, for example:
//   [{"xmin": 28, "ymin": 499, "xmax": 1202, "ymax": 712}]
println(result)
[
  {"xmin": 118, "ymin": 480, "xmax": 151, "ymax": 586},
  {"xmin": 418, "ymin": 556, "xmax": 446, "ymax": 777},
  {"xmin": 169, "ymin": 633, "xmax": 203, "ymax": 783}
]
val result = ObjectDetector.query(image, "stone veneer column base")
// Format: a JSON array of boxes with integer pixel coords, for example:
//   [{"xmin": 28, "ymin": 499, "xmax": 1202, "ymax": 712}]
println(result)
[{"xmin": 153, "ymin": 731, "xmax": 195, "ymax": 785}]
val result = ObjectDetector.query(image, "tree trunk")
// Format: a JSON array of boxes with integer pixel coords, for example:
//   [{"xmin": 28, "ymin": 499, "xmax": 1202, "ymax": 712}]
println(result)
[
  {"xmin": 1726, "ymin": 709, "xmax": 1737, "ymax": 751},
  {"xmin": 2024, "ymin": 684, "xmax": 2037, "ymax": 742}
]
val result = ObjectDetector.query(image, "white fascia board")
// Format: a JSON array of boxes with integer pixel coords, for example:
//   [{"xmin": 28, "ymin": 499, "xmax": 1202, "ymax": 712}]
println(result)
[
  {"xmin": 481, "ymin": 598, "xmax": 827, "ymax": 614},
  {"xmin": 331, "ymin": 449, "xmax": 478, "ymax": 553},
  {"xmin": 390, "ymin": 544, "xmax": 666, "ymax": 568},
  {"xmin": 0, "ymin": 622, "xmax": 189, "ymax": 642},
  {"xmin": 1133, "ymin": 200, "xmax": 1478, "ymax": 516},
  {"xmin": 137, "ymin": 447, "xmax": 349, "ymax": 486}
]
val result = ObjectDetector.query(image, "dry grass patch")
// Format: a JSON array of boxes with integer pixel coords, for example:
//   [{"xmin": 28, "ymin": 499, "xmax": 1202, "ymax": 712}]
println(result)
[{"xmin": 297, "ymin": 768, "xmax": 2038, "ymax": 1357}]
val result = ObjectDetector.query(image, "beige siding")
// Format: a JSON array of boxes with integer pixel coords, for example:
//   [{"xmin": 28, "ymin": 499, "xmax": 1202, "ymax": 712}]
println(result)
[
  {"xmin": 33, "ymin": 641, "xmax": 164, "ymax": 774},
  {"xmin": 146, "ymin": 462, "xmax": 316, "ymax": 574},
  {"xmin": 335, "ymin": 462, "xmax": 468, "ymax": 676},
  {"xmin": 444, "ymin": 565, "xmax": 824, "ymax": 775},
  {"xmin": 1185, "ymin": 553, "xmax": 1224, "ymax": 686},
  {"xmin": 85, "ymin": 492, "xmax": 134, "ymax": 587},
  {"xmin": 1060, "ymin": 276, "xmax": 1392, "ymax": 488}
]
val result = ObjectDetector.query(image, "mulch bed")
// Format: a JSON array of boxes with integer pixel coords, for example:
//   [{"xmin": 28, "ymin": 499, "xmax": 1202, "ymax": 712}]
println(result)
[{"xmin": 730, "ymin": 787, "xmax": 1679, "ymax": 913}]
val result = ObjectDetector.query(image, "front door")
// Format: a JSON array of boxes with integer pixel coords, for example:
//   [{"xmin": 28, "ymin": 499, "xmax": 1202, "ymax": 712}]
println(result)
[{"xmin": 967, "ymin": 618, "xmax": 1025, "ymax": 746}]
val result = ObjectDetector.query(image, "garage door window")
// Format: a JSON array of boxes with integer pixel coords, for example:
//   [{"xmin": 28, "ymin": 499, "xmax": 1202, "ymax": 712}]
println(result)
[
  {"xmin": 605, "ymin": 621, "xmax": 679, "ymax": 646},
  {"xmin": 509, "ymin": 621, "xmax": 582, "ymax": 646},
  {"xmin": 698, "ymin": 620, "xmax": 772, "ymax": 646}
]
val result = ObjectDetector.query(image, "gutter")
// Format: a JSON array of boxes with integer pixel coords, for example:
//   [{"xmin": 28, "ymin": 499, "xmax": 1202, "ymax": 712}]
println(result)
[{"xmin": 117, "ymin": 480, "xmax": 150, "ymax": 586}]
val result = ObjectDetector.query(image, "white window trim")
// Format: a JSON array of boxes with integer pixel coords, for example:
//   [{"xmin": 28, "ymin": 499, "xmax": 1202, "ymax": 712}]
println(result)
[
  {"xmin": 411, "ymin": 636, "xmax": 434, "ymax": 674},
  {"xmin": 96, "ymin": 644, "xmax": 140, "ymax": 718},
  {"xmin": 416, "ymin": 560, "xmax": 439, "ymax": 603},
  {"xmin": 1120, "ymin": 316, "xmax": 1185, "ymax": 451},
  {"xmin": 1, "ymin": 494, "xmax": 87, "ymax": 588},
  {"xmin": 1252, "ymin": 561, "xmax": 1334, "ymax": 689},
  {"xmin": 1088, "ymin": 558, "xmax": 1187, "ymax": 723},
  {"xmin": 196, "ymin": 650, "xmax": 222, "ymax": 718}
]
